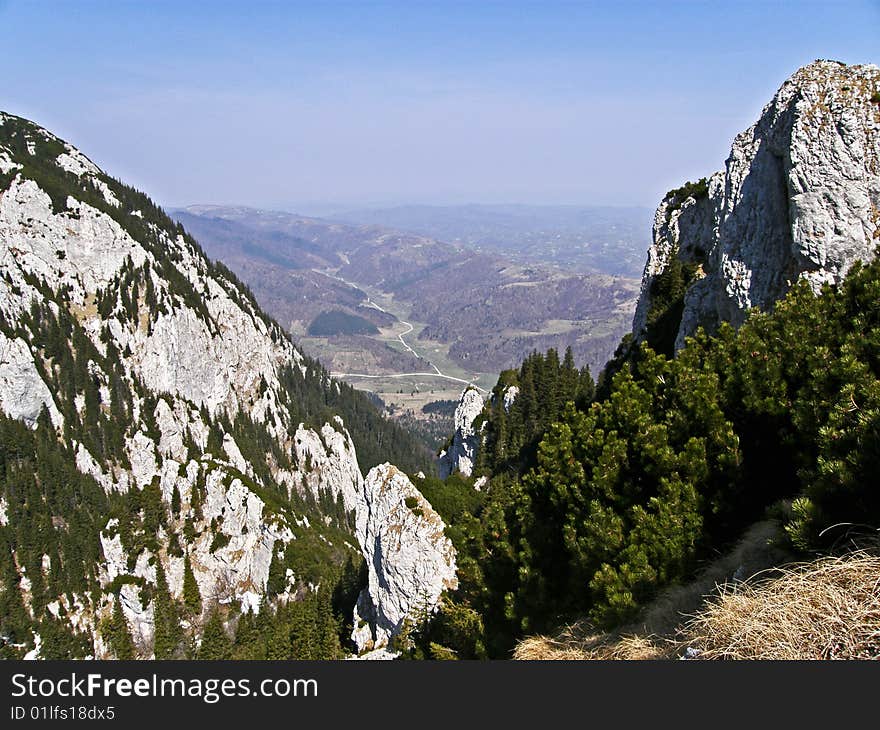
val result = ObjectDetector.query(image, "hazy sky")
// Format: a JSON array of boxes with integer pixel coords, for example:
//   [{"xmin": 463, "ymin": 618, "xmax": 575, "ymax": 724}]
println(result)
[{"xmin": 2, "ymin": 1, "xmax": 878, "ymax": 210}]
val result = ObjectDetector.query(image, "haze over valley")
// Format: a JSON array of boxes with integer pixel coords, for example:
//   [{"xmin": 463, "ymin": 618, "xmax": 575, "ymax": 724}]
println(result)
[
  {"xmin": 331, "ymin": 204, "xmax": 653, "ymax": 277},
  {"xmin": 174, "ymin": 204, "xmax": 643, "ymax": 447}
]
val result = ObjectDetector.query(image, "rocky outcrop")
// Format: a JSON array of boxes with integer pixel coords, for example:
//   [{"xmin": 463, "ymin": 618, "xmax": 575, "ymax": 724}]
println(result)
[
  {"xmin": 351, "ymin": 464, "xmax": 457, "ymax": 652},
  {"xmin": 291, "ymin": 429, "xmax": 460, "ymax": 654},
  {"xmin": 502, "ymin": 384, "xmax": 519, "ymax": 412},
  {"xmin": 293, "ymin": 418, "xmax": 364, "ymax": 516},
  {"xmin": 0, "ymin": 330, "xmax": 63, "ymax": 427},
  {"xmin": 438, "ymin": 387, "xmax": 485, "ymax": 478},
  {"xmin": 633, "ymin": 60, "xmax": 880, "ymax": 351}
]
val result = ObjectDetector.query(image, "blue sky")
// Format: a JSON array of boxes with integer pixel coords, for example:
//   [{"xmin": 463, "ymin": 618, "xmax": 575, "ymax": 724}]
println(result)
[{"xmin": 1, "ymin": 1, "xmax": 878, "ymax": 210}]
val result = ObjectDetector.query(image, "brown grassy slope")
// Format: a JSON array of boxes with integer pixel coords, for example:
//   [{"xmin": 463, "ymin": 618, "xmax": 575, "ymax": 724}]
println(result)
[
  {"xmin": 684, "ymin": 553, "xmax": 880, "ymax": 659},
  {"xmin": 514, "ymin": 522, "xmax": 880, "ymax": 660}
]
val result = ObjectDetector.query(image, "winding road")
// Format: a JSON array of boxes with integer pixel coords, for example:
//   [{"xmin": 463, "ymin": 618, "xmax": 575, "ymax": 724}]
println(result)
[{"xmin": 322, "ymin": 271, "xmax": 489, "ymax": 394}]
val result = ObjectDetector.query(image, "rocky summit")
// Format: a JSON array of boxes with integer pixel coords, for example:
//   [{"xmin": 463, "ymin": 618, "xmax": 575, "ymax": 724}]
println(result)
[
  {"xmin": 438, "ymin": 387, "xmax": 486, "ymax": 479},
  {"xmin": 352, "ymin": 464, "xmax": 457, "ymax": 653},
  {"xmin": 633, "ymin": 60, "xmax": 880, "ymax": 353}
]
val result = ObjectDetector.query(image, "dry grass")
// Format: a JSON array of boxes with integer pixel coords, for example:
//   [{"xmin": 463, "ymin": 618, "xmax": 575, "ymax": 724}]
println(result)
[
  {"xmin": 515, "ymin": 520, "xmax": 789, "ymax": 660},
  {"xmin": 683, "ymin": 552, "xmax": 880, "ymax": 660},
  {"xmin": 514, "ymin": 628, "xmax": 670, "ymax": 661},
  {"xmin": 514, "ymin": 522, "xmax": 880, "ymax": 660}
]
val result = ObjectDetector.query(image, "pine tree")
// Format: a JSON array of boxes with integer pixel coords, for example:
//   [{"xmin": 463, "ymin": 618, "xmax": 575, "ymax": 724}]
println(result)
[
  {"xmin": 107, "ymin": 597, "xmax": 135, "ymax": 659},
  {"xmin": 316, "ymin": 588, "xmax": 342, "ymax": 659},
  {"xmin": 182, "ymin": 554, "xmax": 202, "ymax": 617},
  {"xmin": 231, "ymin": 610, "xmax": 267, "ymax": 659},
  {"xmin": 140, "ymin": 477, "xmax": 164, "ymax": 544},
  {"xmin": 266, "ymin": 548, "xmax": 285, "ymax": 598},
  {"xmin": 152, "ymin": 561, "xmax": 182, "ymax": 659},
  {"xmin": 197, "ymin": 609, "xmax": 231, "ymax": 660},
  {"xmin": 266, "ymin": 610, "xmax": 291, "ymax": 659},
  {"xmin": 288, "ymin": 597, "xmax": 318, "ymax": 658},
  {"xmin": 0, "ymin": 532, "xmax": 31, "ymax": 650}
]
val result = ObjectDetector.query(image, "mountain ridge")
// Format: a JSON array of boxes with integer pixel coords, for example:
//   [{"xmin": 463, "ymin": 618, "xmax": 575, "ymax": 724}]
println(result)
[{"xmin": 0, "ymin": 110, "xmax": 449, "ymax": 659}]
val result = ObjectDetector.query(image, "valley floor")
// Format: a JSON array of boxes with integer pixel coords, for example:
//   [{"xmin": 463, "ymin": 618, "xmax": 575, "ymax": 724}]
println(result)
[{"xmin": 326, "ymin": 279, "xmax": 490, "ymax": 393}]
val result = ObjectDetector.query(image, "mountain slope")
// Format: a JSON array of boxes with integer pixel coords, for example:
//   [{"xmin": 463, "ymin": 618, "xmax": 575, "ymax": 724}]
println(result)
[{"xmin": 0, "ymin": 112, "xmax": 442, "ymax": 659}]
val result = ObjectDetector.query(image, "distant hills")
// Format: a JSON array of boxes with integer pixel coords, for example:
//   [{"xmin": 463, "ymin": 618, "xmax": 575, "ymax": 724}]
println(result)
[
  {"xmin": 331, "ymin": 203, "xmax": 653, "ymax": 277},
  {"xmin": 174, "ymin": 205, "xmax": 643, "ymax": 387}
]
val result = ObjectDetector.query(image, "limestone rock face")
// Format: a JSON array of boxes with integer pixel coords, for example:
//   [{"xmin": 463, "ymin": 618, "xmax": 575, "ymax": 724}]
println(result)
[
  {"xmin": 633, "ymin": 61, "xmax": 880, "ymax": 351},
  {"xmin": 293, "ymin": 419, "xmax": 364, "ymax": 515},
  {"xmin": 438, "ymin": 387, "xmax": 485, "ymax": 478},
  {"xmin": 293, "ymin": 434, "xmax": 460, "ymax": 654},
  {"xmin": 0, "ymin": 110, "xmax": 462, "ymax": 661},
  {"xmin": 351, "ymin": 464, "xmax": 457, "ymax": 652},
  {"xmin": 0, "ymin": 330, "xmax": 63, "ymax": 427},
  {"xmin": 0, "ymin": 111, "xmax": 373, "ymax": 656}
]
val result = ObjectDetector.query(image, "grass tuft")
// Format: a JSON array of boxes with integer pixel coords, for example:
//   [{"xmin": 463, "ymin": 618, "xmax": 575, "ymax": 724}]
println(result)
[{"xmin": 683, "ymin": 552, "xmax": 880, "ymax": 660}]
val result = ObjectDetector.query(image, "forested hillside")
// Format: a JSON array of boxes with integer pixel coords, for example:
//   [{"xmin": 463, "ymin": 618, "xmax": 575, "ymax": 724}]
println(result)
[
  {"xmin": 0, "ymin": 111, "xmax": 432, "ymax": 659},
  {"xmin": 407, "ymin": 253, "xmax": 880, "ymax": 658}
]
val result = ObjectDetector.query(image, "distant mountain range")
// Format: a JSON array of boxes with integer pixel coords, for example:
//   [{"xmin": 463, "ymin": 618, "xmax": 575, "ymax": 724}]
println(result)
[{"xmin": 330, "ymin": 203, "xmax": 653, "ymax": 277}]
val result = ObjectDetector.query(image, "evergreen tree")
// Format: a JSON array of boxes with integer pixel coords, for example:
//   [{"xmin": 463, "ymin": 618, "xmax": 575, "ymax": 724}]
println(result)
[
  {"xmin": 107, "ymin": 597, "xmax": 135, "ymax": 659},
  {"xmin": 266, "ymin": 548, "xmax": 285, "ymax": 598},
  {"xmin": 152, "ymin": 561, "xmax": 182, "ymax": 659},
  {"xmin": 231, "ymin": 610, "xmax": 268, "ymax": 660},
  {"xmin": 197, "ymin": 609, "xmax": 232, "ymax": 660},
  {"xmin": 266, "ymin": 612, "xmax": 291, "ymax": 660},
  {"xmin": 182, "ymin": 554, "xmax": 202, "ymax": 617}
]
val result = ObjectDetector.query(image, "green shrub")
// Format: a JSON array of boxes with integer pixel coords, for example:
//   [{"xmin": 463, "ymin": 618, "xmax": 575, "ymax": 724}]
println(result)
[
  {"xmin": 666, "ymin": 177, "xmax": 709, "ymax": 215},
  {"xmin": 440, "ymin": 249, "xmax": 880, "ymax": 652},
  {"xmin": 209, "ymin": 532, "xmax": 230, "ymax": 553}
]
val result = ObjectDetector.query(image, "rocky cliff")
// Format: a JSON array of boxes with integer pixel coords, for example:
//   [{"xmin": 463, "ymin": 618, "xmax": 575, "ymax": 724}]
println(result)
[
  {"xmin": 0, "ymin": 112, "xmax": 449, "ymax": 659},
  {"xmin": 633, "ymin": 60, "xmax": 880, "ymax": 352},
  {"xmin": 438, "ymin": 387, "xmax": 485, "ymax": 478},
  {"xmin": 293, "ymin": 430, "xmax": 458, "ymax": 654},
  {"xmin": 351, "ymin": 464, "xmax": 457, "ymax": 653}
]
